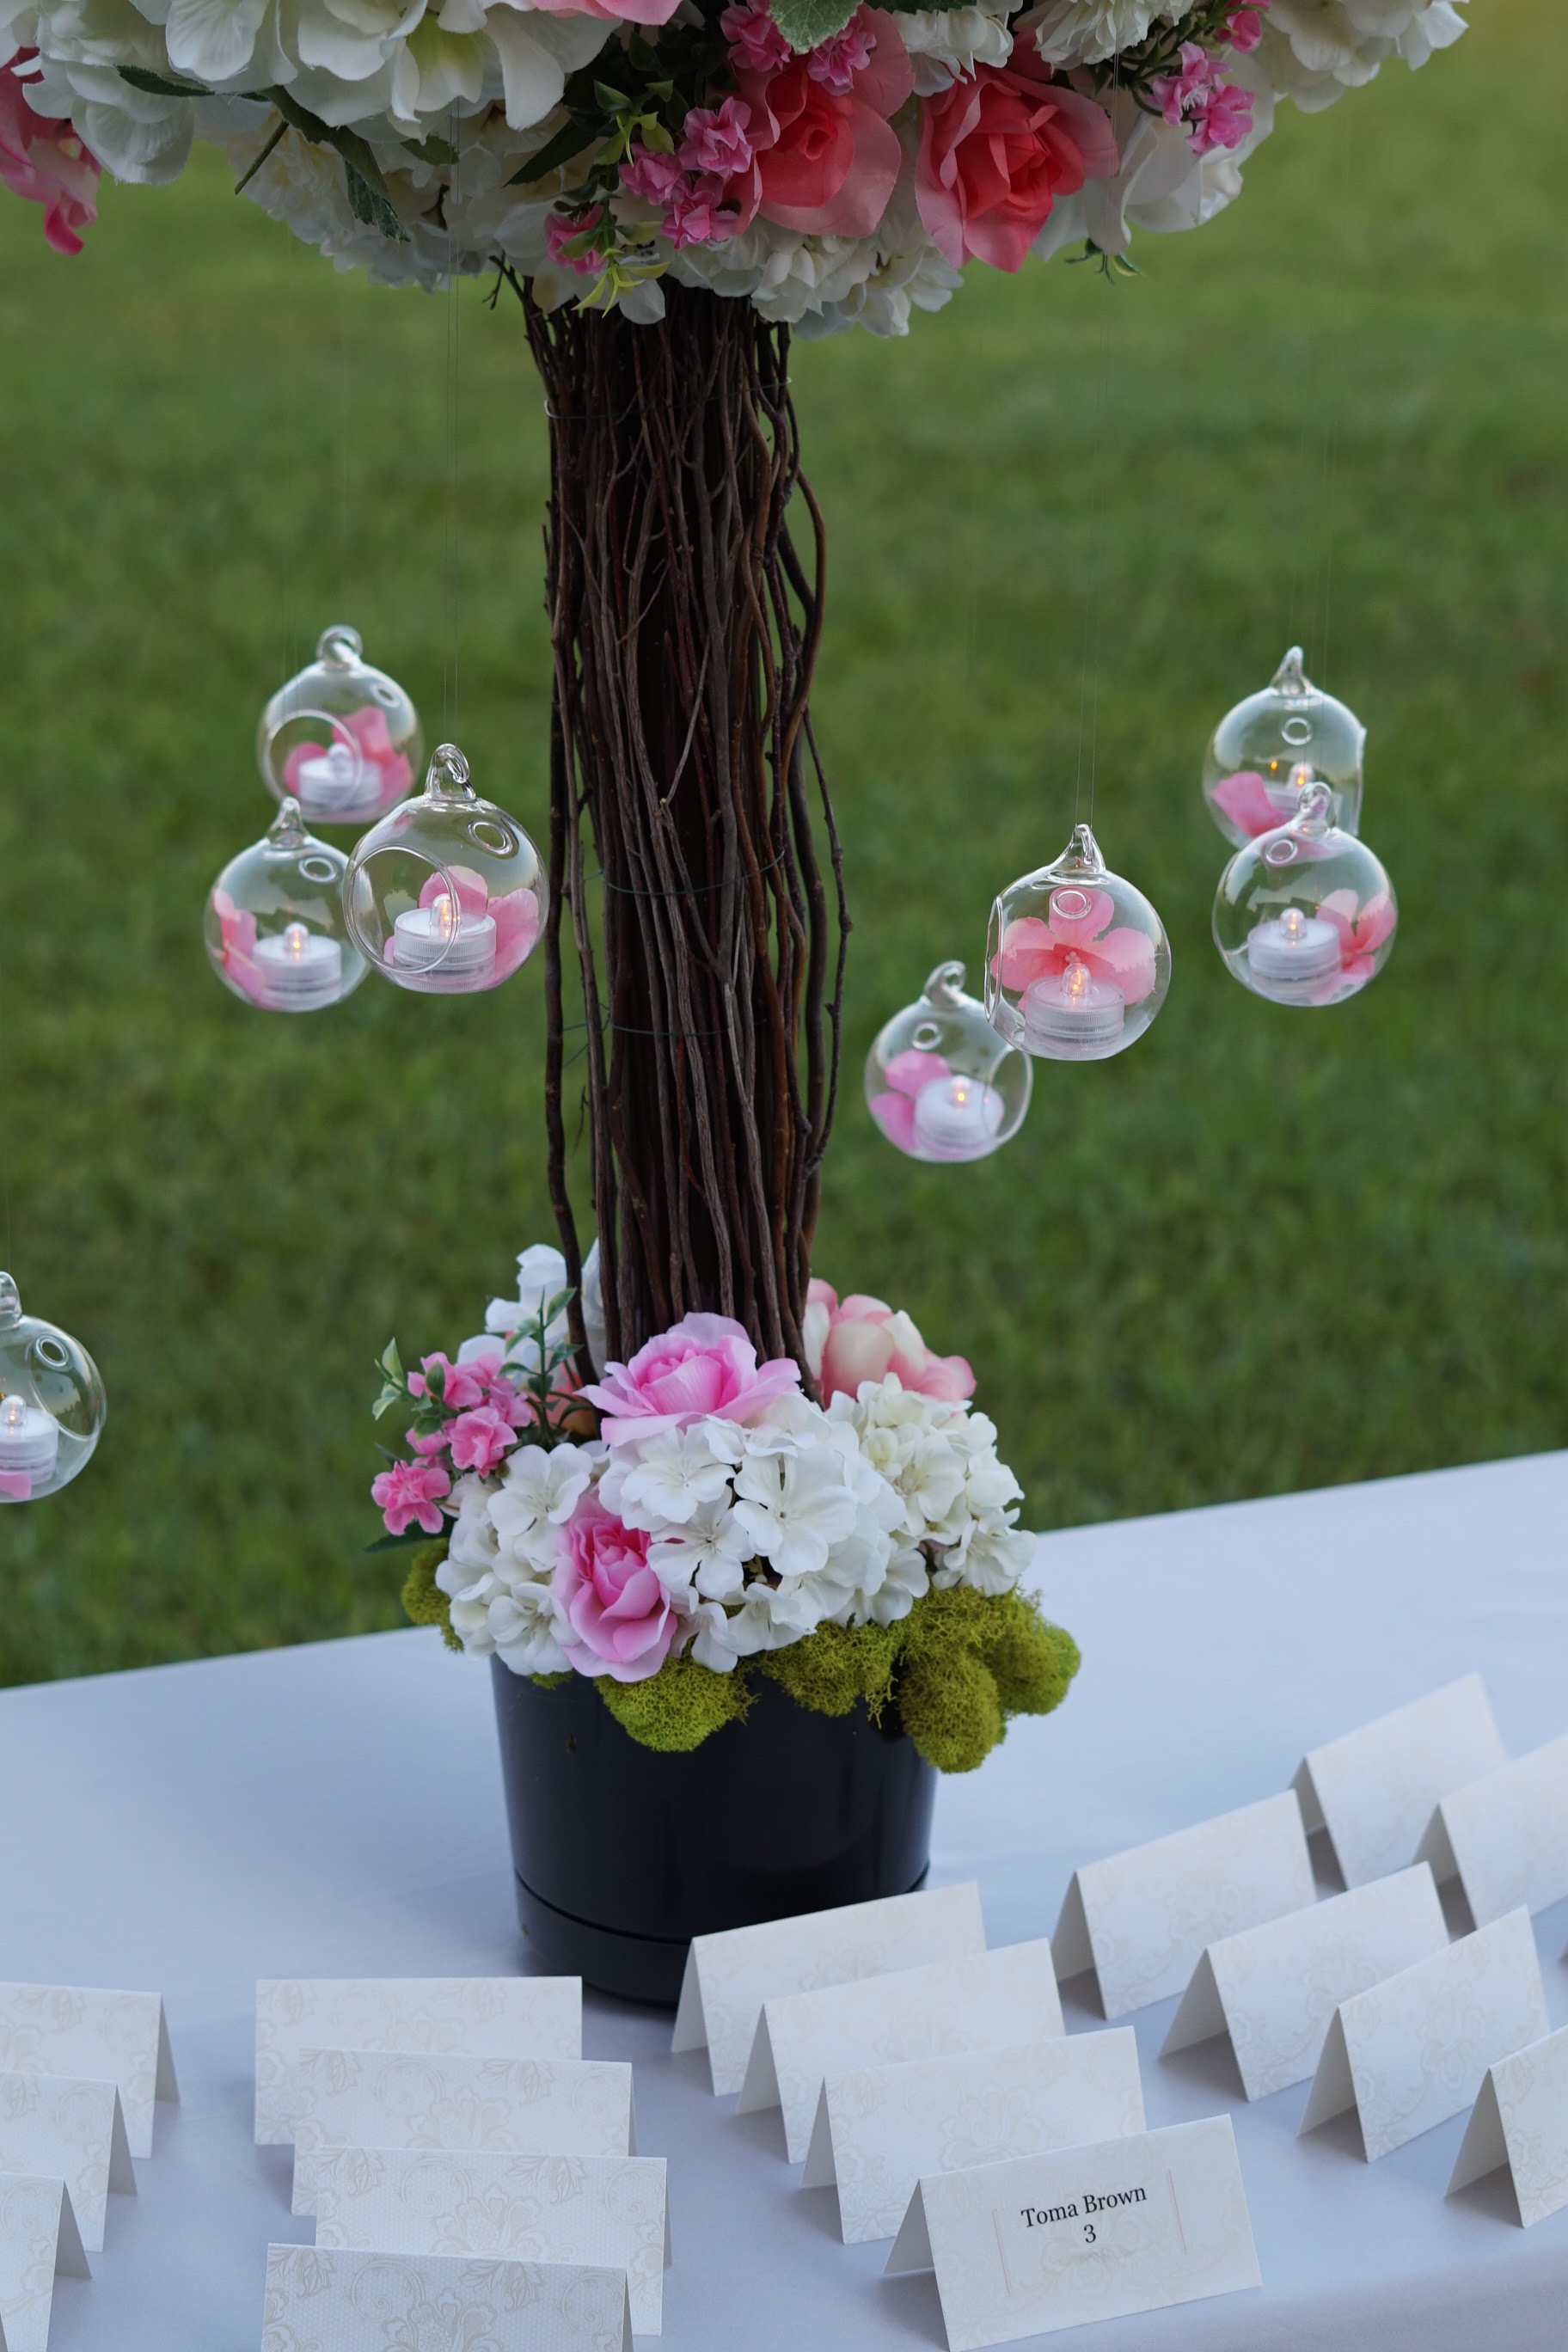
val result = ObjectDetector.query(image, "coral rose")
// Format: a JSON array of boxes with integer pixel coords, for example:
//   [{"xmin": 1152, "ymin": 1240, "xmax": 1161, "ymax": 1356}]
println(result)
[
  {"xmin": 915, "ymin": 52, "xmax": 1116, "ymax": 271},
  {"xmin": 729, "ymin": 7, "xmax": 913, "ymax": 239},
  {"xmin": 553, "ymin": 1490, "xmax": 683, "ymax": 1681},
  {"xmin": 583, "ymin": 1311, "xmax": 801, "ymax": 1444},
  {"xmin": 803, "ymin": 1281, "xmax": 975, "ymax": 1405}
]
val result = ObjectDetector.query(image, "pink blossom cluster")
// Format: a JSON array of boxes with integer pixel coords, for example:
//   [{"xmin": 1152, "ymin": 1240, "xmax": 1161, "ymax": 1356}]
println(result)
[
  {"xmin": 0, "ymin": 47, "xmax": 98, "ymax": 255},
  {"xmin": 1149, "ymin": 40, "xmax": 1256, "ymax": 156},
  {"xmin": 618, "ymin": 95, "xmax": 753, "ymax": 251},
  {"xmin": 1222, "ymin": 2, "xmax": 1268, "ymax": 55},
  {"xmin": 372, "ymin": 1341, "xmax": 542, "ymax": 1532}
]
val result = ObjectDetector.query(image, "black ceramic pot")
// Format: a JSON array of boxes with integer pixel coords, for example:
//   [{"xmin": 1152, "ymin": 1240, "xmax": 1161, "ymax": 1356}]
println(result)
[{"xmin": 490, "ymin": 1660, "xmax": 936, "ymax": 2006}]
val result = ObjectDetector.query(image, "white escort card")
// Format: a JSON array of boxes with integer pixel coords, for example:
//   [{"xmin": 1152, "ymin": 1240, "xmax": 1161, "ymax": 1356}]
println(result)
[
  {"xmin": 0, "ymin": 2173, "xmax": 89, "ymax": 2352},
  {"xmin": 256, "ymin": 1977, "xmax": 583, "ymax": 2145},
  {"xmin": 1293, "ymin": 1675, "xmax": 1505, "ymax": 1890},
  {"xmin": 291, "ymin": 2052, "xmax": 634, "ymax": 2217},
  {"xmin": 261, "ymin": 2244, "xmax": 631, "ymax": 2352},
  {"xmin": 1161, "ymin": 1865, "xmax": 1449, "ymax": 2100},
  {"xmin": 739, "ymin": 1939, "xmax": 1063, "ymax": 2165},
  {"xmin": 315, "ymin": 2147, "xmax": 671, "ymax": 2335},
  {"xmin": 885, "ymin": 2116, "xmax": 1259, "ymax": 2351},
  {"xmin": 672, "ymin": 1882, "xmax": 986, "ymax": 2098},
  {"xmin": 1447, "ymin": 2023, "xmax": 1568, "ymax": 2227},
  {"xmin": 805, "ymin": 2030, "xmax": 1145, "ymax": 2245},
  {"xmin": 1051, "ymin": 1792, "xmax": 1314, "ymax": 2019},
  {"xmin": 1299, "ymin": 1907, "xmax": 1549, "ymax": 2160},
  {"xmin": 1417, "ymin": 1731, "xmax": 1568, "ymax": 1926},
  {"xmin": 0, "ymin": 2073, "xmax": 134, "ymax": 2253},
  {"xmin": 0, "ymin": 1984, "xmax": 176, "ymax": 2161}
]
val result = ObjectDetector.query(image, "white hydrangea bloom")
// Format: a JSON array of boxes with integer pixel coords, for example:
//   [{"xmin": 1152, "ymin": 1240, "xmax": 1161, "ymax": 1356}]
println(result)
[
  {"xmin": 488, "ymin": 1440, "xmax": 597, "ymax": 1571},
  {"xmin": 899, "ymin": 0, "xmax": 1012, "ymax": 95},
  {"xmin": 487, "ymin": 1577, "xmax": 569, "ymax": 1674},
  {"xmin": 648, "ymin": 1495, "xmax": 751, "ymax": 1601},
  {"xmin": 600, "ymin": 1424, "xmax": 738, "ymax": 1529},
  {"xmin": 732, "ymin": 1440, "xmax": 863, "ymax": 1581},
  {"xmin": 1020, "ymin": 0, "xmax": 1175, "ymax": 69},
  {"xmin": 1259, "ymin": 0, "xmax": 1465, "ymax": 111}
]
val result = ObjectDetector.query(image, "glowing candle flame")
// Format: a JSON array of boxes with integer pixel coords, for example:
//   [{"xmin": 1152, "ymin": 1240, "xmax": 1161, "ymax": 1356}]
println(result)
[
  {"xmin": 1065, "ymin": 961, "xmax": 1089, "ymax": 1003},
  {"xmin": 432, "ymin": 893, "xmax": 456, "ymax": 941},
  {"xmin": 284, "ymin": 922, "xmax": 309, "ymax": 960},
  {"xmin": 1281, "ymin": 909, "xmax": 1306, "ymax": 943},
  {"xmin": 2, "ymin": 1399, "xmax": 23, "ymax": 1432}
]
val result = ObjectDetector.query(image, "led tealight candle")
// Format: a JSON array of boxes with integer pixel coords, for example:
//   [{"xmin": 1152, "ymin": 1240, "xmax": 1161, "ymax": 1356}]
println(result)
[
  {"xmin": 1245, "ymin": 904, "xmax": 1342, "ymax": 1000},
  {"xmin": 393, "ymin": 893, "xmax": 497, "ymax": 981},
  {"xmin": 254, "ymin": 921, "xmax": 344, "ymax": 1010},
  {"xmin": 0, "ymin": 1394, "xmax": 58, "ymax": 1480},
  {"xmin": 911, "ymin": 1073, "xmax": 1006, "ymax": 1161},
  {"xmin": 1263, "ymin": 760, "xmax": 1318, "ymax": 822},
  {"xmin": 294, "ymin": 741, "xmax": 376, "ymax": 818},
  {"xmin": 1020, "ymin": 959, "xmax": 1125, "ymax": 1058}
]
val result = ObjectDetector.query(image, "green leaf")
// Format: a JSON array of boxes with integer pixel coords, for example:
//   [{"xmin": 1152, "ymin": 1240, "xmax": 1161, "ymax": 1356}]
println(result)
[
  {"xmin": 506, "ymin": 117, "xmax": 600, "ymax": 186},
  {"xmin": 769, "ymin": 0, "xmax": 859, "ymax": 50},
  {"xmin": 117, "ymin": 64, "xmax": 210, "ymax": 97},
  {"xmin": 402, "ymin": 133, "xmax": 458, "ymax": 166},
  {"xmin": 593, "ymin": 79, "xmax": 631, "ymax": 109},
  {"xmin": 261, "ymin": 85, "xmax": 411, "ymax": 242}
]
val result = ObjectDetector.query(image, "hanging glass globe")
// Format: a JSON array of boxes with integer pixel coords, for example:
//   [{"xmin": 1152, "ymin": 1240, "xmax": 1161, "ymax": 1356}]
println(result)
[
  {"xmin": 205, "ymin": 798, "xmax": 368, "ymax": 1013},
  {"xmin": 866, "ymin": 960, "xmax": 1032, "ymax": 1163},
  {"xmin": 257, "ymin": 624, "xmax": 422, "ymax": 825},
  {"xmin": 344, "ymin": 743, "xmax": 547, "ymax": 996},
  {"xmin": 1202, "ymin": 645, "xmax": 1366, "ymax": 846},
  {"xmin": 1213, "ymin": 781, "xmax": 1397, "ymax": 1006},
  {"xmin": 0, "ymin": 1272, "xmax": 106, "ymax": 1503},
  {"xmin": 986, "ymin": 824, "xmax": 1171, "ymax": 1063}
]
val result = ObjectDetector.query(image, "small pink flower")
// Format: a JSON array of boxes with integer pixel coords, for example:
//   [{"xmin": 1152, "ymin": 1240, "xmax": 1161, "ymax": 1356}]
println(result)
[
  {"xmin": 994, "ymin": 887, "xmax": 1157, "ymax": 1004},
  {"xmin": 1224, "ymin": 1, "xmax": 1268, "ymax": 52},
  {"xmin": 405, "ymin": 1425, "xmax": 450, "ymax": 1461},
  {"xmin": 678, "ymin": 96, "xmax": 754, "ymax": 175},
  {"xmin": 806, "ymin": 14, "xmax": 875, "ymax": 94},
  {"xmin": 411, "ymin": 1351, "xmax": 485, "ymax": 1410},
  {"xmin": 371, "ymin": 1459, "xmax": 451, "ymax": 1536},
  {"xmin": 447, "ymin": 1404, "xmax": 519, "ymax": 1476},
  {"xmin": 870, "ymin": 1047, "xmax": 950, "ymax": 1155},
  {"xmin": 721, "ymin": 0, "xmax": 792, "ymax": 76},
  {"xmin": 583, "ymin": 1311, "xmax": 802, "ymax": 1443},
  {"xmin": 543, "ymin": 204, "xmax": 604, "ymax": 277},
  {"xmin": 0, "ymin": 52, "xmax": 99, "ymax": 255},
  {"xmin": 553, "ymin": 1490, "xmax": 683, "ymax": 1682},
  {"xmin": 662, "ymin": 174, "xmax": 739, "ymax": 249},
  {"xmin": 1150, "ymin": 40, "xmax": 1213, "ymax": 125},
  {"xmin": 210, "ymin": 887, "xmax": 269, "ymax": 1005},
  {"xmin": 1187, "ymin": 77, "xmax": 1254, "ymax": 154},
  {"xmin": 804, "ymin": 1280, "xmax": 975, "ymax": 1406},
  {"xmin": 620, "ymin": 141, "xmax": 683, "ymax": 205}
]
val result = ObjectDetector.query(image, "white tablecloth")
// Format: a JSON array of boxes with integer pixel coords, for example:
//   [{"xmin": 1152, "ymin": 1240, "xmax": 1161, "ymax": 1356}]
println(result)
[{"xmin": 3, "ymin": 1449, "xmax": 1566, "ymax": 2350}]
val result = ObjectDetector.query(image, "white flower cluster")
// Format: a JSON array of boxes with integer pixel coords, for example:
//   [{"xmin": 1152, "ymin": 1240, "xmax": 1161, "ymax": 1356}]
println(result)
[
  {"xmin": 4, "ymin": 0, "xmax": 1466, "ymax": 330},
  {"xmin": 436, "ymin": 1370, "xmax": 1035, "ymax": 1680}
]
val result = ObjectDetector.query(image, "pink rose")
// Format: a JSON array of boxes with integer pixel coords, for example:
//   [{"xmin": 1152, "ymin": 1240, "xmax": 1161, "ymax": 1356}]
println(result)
[
  {"xmin": 804, "ymin": 1280, "xmax": 975, "ymax": 1406},
  {"xmin": 553, "ymin": 1490, "xmax": 683, "ymax": 1682},
  {"xmin": 0, "ymin": 53, "xmax": 99, "ymax": 256},
  {"xmin": 583, "ymin": 1311, "xmax": 801, "ymax": 1444},
  {"xmin": 447, "ymin": 1404, "xmax": 520, "ymax": 1476},
  {"xmin": 728, "ymin": 7, "xmax": 912, "ymax": 240},
  {"xmin": 371, "ymin": 1459, "xmax": 451, "ymax": 1536},
  {"xmin": 914, "ymin": 52, "xmax": 1116, "ymax": 272}
]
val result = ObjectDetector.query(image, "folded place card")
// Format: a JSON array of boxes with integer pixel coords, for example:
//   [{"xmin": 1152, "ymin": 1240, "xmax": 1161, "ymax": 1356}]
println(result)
[
  {"xmin": 1299, "ymin": 1906, "xmax": 1549, "ymax": 2160},
  {"xmin": 315, "ymin": 2147, "xmax": 670, "ymax": 2335},
  {"xmin": 0, "ymin": 1984, "xmax": 176, "ymax": 2161},
  {"xmin": 256, "ymin": 1977, "xmax": 582, "ymax": 2145},
  {"xmin": 1051, "ymin": 1792, "xmax": 1314, "ymax": 2020},
  {"xmin": 1447, "ymin": 2023, "xmax": 1568, "ymax": 2226},
  {"xmin": 260, "ymin": 2244, "xmax": 631, "ymax": 2352},
  {"xmin": 885, "ymin": 2116, "xmax": 1259, "ymax": 2352},
  {"xmin": 1293, "ymin": 1675, "xmax": 1506, "ymax": 1890},
  {"xmin": 672, "ymin": 1883, "xmax": 986, "ymax": 2099},
  {"xmin": 805, "ymin": 2030, "xmax": 1145, "ymax": 2245},
  {"xmin": 0, "ymin": 2073, "xmax": 134, "ymax": 2255},
  {"xmin": 1417, "ymin": 1732, "xmax": 1568, "ymax": 1927},
  {"xmin": 740, "ymin": 1939, "xmax": 1063, "ymax": 2166},
  {"xmin": 0, "ymin": 2173, "xmax": 89, "ymax": 2352},
  {"xmin": 292, "ymin": 2053, "xmax": 634, "ymax": 2217},
  {"xmin": 1161, "ymin": 1865, "xmax": 1449, "ymax": 2100}
]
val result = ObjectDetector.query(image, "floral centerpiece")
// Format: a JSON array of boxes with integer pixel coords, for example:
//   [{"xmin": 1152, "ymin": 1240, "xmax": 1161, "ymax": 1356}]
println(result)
[{"xmin": 377, "ymin": 1244, "xmax": 1077, "ymax": 1772}]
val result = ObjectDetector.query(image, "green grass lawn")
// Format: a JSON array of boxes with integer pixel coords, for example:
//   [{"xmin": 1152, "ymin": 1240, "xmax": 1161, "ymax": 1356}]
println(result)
[{"xmin": 0, "ymin": 0, "xmax": 1563, "ymax": 1684}]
